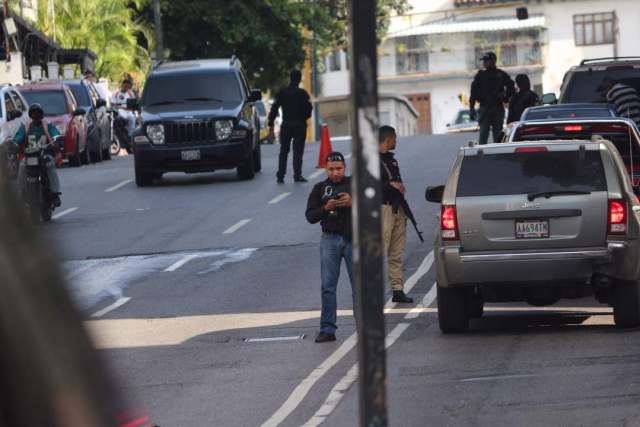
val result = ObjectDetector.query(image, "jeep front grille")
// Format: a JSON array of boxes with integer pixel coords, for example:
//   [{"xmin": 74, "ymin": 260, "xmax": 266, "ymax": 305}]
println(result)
[{"xmin": 164, "ymin": 121, "xmax": 216, "ymax": 144}]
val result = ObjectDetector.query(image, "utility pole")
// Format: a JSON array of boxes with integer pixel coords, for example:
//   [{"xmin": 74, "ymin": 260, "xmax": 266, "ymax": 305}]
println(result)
[
  {"xmin": 311, "ymin": 32, "xmax": 321, "ymax": 141},
  {"xmin": 153, "ymin": 0, "xmax": 164, "ymax": 61},
  {"xmin": 347, "ymin": 0, "xmax": 388, "ymax": 426},
  {"xmin": 3, "ymin": 0, "xmax": 10, "ymax": 59}
]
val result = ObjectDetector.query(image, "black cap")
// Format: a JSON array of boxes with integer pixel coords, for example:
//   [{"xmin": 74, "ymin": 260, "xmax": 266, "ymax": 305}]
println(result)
[
  {"xmin": 480, "ymin": 52, "xmax": 497, "ymax": 61},
  {"xmin": 28, "ymin": 103, "xmax": 44, "ymax": 118},
  {"xmin": 326, "ymin": 151, "xmax": 345, "ymax": 163}
]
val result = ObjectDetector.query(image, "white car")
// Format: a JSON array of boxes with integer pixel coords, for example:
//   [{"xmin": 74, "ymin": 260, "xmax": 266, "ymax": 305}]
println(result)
[{"xmin": 0, "ymin": 85, "xmax": 29, "ymax": 177}]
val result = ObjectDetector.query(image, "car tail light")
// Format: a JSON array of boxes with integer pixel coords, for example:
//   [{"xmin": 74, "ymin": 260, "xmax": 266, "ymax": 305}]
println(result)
[
  {"xmin": 441, "ymin": 205, "xmax": 459, "ymax": 240},
  {"xmin": 515, "ymin": 146, "xmax": 548, "ymax": 153},
  {"xmin": 608, "ymin": 199, "xmax": 627, "ymax": 235},
  {"xmin": 563, "ymin": 125, "xmax": 583, "ymax": 132}
]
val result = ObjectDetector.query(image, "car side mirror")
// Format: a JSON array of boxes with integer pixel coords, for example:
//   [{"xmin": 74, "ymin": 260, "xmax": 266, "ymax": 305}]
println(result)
[
  {"xmin": 249, "ymin": 89, "xmax": 262, "ymax": 103},
  {"xmin": 73, "ymin": 108, "xmax": 86, "ymax": 116},
  {"xmin": 425, "ymin": 185, "xmax": 445, "ymax": 203},
  {"xmin": 126, "ymin": 98, "xmax": 139, "ymax": 110},
  {"xmin": 541, "ymin": 93, "xmax": 558, "ymax": 105},
  {"xmin": 96, "ymin": 99, "xmax": 107, "ymax": 109}
]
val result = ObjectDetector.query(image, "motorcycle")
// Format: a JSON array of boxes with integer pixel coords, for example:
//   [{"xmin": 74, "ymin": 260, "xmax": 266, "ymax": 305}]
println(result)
[
  {"xmin": 110, "ymin": 108, "xmax": 133, "ymax": 155},
  {"xmin": 23, "ymin": 136, "xmax": 63, "ymax": 223}
]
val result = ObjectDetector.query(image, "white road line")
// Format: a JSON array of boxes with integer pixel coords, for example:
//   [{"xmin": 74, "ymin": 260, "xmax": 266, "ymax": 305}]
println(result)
[
  {"xmin": 268, "ymin": 192, "xmax": 292, "ymax": 205},
  {"xmin": 262, "ymin": 251, "xmax": 434, "ymax": 427},
  {"xmin": 405, "ymin": 282, "xmax": 438, "ymax": 320},
  {"xmin": 309, "ymin": 169, "xmax": 325, "ymax": 180},
  {"xmin": 164, "ymin": 254, "xmax": 198, "ymax": 272},
  {"xmin": 52, "ymin": 207, "xmax": 78, "ymax": 220},
  {"xmin": 223, "ymin": 219, "xmax": 252, "ymax": 235},
  {"xmin": 90, "ymin": 297, "xmax": 131, "ymax": 318},
  {"xmin": 105, "ymin": 178, "xmax": 133, "ymax": 192},
  {"xmin": 460, "ymin": 374, "xmax": 538, "ymax": 383},
  {"xmin": 245, "ymin": 335, "xmax": 305, "ymax": 343}
]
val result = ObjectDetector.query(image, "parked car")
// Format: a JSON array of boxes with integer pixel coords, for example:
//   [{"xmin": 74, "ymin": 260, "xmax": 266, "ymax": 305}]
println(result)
[
  {"xmin": 0, "ymin": 84, "xmax": 29, "ymax": 167},
  {"xmin": 426, "ymin": 140, "xmax": 640, "ymax": 333},
  {"xmin": 446, "ymin": 109, "xmax": 479, "ymax": 133},
  {"xmin": 63, "ymin": 79, "xmax": 111, "ymax": 161},
  {"xmin": 505, "ymin": 116, "xmax": 640, "ymax": 185},
  {"xmin": 255, "ymin": 100, "xmax": 272, "ymax": 143},
  {"xmin": 543, "ymin": 57, "xmax": 640, "ymax": 104},
  {"xmin": 129, "ymin": 58, "xmax": 263, "ymax": 186},
  {"xmin": 19, "ymin": 83, "xmax": 89, "ymax": 167}
]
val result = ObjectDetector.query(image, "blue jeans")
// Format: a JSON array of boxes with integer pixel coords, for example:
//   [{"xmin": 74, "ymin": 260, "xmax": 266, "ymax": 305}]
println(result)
[{"xmin": 320, "ymin": 233, "xmax": 354, "ymax": 334}]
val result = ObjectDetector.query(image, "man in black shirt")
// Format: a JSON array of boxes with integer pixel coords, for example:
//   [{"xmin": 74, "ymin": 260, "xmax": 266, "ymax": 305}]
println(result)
[
  {"xmin": 269, "ymin": 69, "xmax": 313, "ymax": 184},
  {"xmin": 379, "ymin": 126, "xmax": 413, "ymax": 303},
  {"xmin": 469, "ymin": 52, "xmax": 515, "ymax": 144},
  {"xmin": 306, "ymin": 152, "xmax": 353, "ymax": 343}
]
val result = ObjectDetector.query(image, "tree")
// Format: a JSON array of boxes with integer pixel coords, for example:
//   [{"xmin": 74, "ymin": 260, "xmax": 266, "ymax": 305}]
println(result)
[
  {"xmin": 134, "ymin": 0, "xmax": 410, "ymax": 92},
  {"xmin": 36, "ymin": 0, "xmax": 151, "ymax": 84}
]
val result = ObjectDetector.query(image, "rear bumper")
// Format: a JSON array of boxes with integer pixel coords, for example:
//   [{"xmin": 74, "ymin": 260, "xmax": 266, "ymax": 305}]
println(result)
[
  {"xmin": 436, "ymin": 241, "xmax": 638, "ymax": 287},
  {"xmin": 134, "ymin": 140, "xmax": 251, "ymax": 173}
]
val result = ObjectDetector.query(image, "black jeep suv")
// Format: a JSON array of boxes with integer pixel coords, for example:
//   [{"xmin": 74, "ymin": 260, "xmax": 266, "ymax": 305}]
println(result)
[{"xmin": 130, "ymin": 58, "xmax": 262, "ymax": 186}]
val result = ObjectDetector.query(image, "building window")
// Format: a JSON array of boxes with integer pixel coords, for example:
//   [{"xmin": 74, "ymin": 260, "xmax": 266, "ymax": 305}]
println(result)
[
  {"xmin": 574, "ymin": 12, "xmax": 615, "ymax": 46},
  {"xmin": 328, "ymin": 49, "xmax": 342, "ymax": 72},
  {"xmin": 396, "ymin": 36, "xmax": 429, "ymax": 74},
  {"xmin": 471, "ymin": 29, "xmax": 542, "ymax": 69}
]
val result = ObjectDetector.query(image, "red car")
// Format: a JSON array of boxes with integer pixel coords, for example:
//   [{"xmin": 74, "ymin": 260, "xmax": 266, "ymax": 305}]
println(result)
[{"xmin": 18, "ymin": 83, "xmax": 89, "ymax": 167}]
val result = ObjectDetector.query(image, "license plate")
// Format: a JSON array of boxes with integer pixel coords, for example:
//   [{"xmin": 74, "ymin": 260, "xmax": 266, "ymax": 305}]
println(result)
[
  {"xmin": 26, "ymin": 157, "xmax": 39, "ymax": 166},
  {"xmin": 181, "ymin": 150, "xmax": 201, "ymax": 161},
  {"xmin": 515, "ymin": 220, "xmax": 549, "ymax": 239}
]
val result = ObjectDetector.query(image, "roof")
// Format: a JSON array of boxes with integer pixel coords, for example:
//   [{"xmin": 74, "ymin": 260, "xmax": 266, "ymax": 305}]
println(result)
[
  {"xmin": 19, "ymin": 82, "xmax": 67, "ymax": 91},
  {"xmin": 152, "ymin": 58, "xmax": 241, "ymax": 75},
  {"xmin": 388, "ymin": 15, "xmax": 545, "ymax": 38}
]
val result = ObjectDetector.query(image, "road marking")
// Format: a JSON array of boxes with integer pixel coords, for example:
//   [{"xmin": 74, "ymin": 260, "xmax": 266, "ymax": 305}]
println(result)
[
  {"xmin": 91, "ymin": 297, "xmax": 131, "ymax": 318},
  {"xmin": 405, "ymin": 282, "xmax": 438, "ymax": 319},
  {"xmin": 262, "ymin": 251, "xmax": 434, "ymax": 427},
  {"xmin": 164, "ymin": 254, "xmax": 198, "ymax": 272},
  {"xmin": 460, "ymin": 374, "xmax": 539, "ymax": 383},
  {"xmin": 245, "ymin": 335, "xmax": 305, "ymax": 343},
  {"xmin": 309, "ymin": 169, "xmax": 324, "ymax": 180},
  {"xmin": 105, "ymin": 178, "xmax": 133, "ymax": 192},
  {"xmin": 223, "ymin": 219, "xmax": 252, "ymax": 234},
  {"xmin": 268, "ymin": 192, "xmax": 292, "ymax": 205},
  {"xmin": 52, "ymin": 207, "xmax": 78, "ymax": 220}
]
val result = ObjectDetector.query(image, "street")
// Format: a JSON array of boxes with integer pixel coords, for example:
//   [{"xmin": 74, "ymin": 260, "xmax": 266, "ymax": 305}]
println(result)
[{"xmin": 38, "ymin": 133, "xmax": 640, "ymax": 426}]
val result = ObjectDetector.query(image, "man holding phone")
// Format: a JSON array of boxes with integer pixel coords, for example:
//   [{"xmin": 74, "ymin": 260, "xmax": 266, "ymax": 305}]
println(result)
[{"xmin": 305, "ymin": 152, "xmax": 353, "ymax": 343}]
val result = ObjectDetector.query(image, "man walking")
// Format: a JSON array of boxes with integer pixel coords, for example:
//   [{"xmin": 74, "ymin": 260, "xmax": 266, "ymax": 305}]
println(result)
[
  {"xmin": 269, "ymin": 69, "xmax": 313, "ymax": 184},
  {"xmin": 306, "ymin": 152, "xmax": 353, "ymax": 343},
  {"xmin": 379, "ymin": 126, "xmax": 413, "ymax": 304},
  {"xmin": 469, "ymin": 52, "xmax": 515, "ymax": 144}
]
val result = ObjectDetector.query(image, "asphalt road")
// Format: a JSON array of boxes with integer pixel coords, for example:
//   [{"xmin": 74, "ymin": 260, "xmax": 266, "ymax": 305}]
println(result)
[{"xmin": 42, "ymin": 134, "xmax": 640, "ymax": 426}]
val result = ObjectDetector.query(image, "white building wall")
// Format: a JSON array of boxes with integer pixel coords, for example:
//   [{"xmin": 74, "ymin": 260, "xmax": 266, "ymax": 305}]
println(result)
[{"xmin": 320, "ymin": 51, "xmax": 350, "ymax": 97}]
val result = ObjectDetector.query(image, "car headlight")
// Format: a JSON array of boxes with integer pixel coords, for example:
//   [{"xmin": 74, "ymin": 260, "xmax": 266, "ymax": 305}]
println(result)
[
  {"xmin": 215, "ymin": 120, "xmax": 233, "ymax": 141},
  {"xmin": 146, "ymin": 124, "xmax": 165, "ymax": 145}
]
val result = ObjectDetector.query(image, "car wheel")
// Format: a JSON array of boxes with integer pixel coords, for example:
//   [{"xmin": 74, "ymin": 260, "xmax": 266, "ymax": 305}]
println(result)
[
  {"xmin": 134, "ymin": 161, "xmax": 153, "ymax": 187},
  {"xmin": 68, "ymin": 139, "xmax": 82, "ymax": 167},
  {"xmin": 110, "ymin": 136, "xmax": 121, "ymax": 156},
  {"xmin": 102, "ymin": 131, "xmax": 111, "ymax": 160},
  {"xmin": 90, "ymin": 138, "xmax": 103, "ymax": 163},
  {"xmin": 437, "ymin": 285, "xmax": 469, "ymax": 333},
  {"xmin": 613, "ymin": 279, "xmax": 640, "ymax": 328},
  {"xmin": 237, "ymin": 148, "xmax": 255, "ymax": 180},
  {"xmin": 468, "ymin": 292, "xmax": 484, "ymax": 318},
  {"xmin": 254, "ymin": 142, "xmax": 262, "ymax": 172},
  {"xmin": 81, "ymin": 138, "xmax": 90, "ymax": 165}
]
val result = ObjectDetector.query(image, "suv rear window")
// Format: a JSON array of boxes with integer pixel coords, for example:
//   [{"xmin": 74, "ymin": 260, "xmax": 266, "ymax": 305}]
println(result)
[
  {"xmin": 524, "ymin": 107, "xmax": 612, "ymax": 120},
  {"xmin": 142, "ymin": 71, "xmax": 242, "ymax": 107},
  {"xmin": 457, "ymin": 151, "xmax": 607, "ymax": 197},
  {"xmin": 562, "ymin": 69, "xmax": 640, "ymax": 103},
  {"xmin": 22, "ymin": 91, "xmax": 67, "ymax": 116}
]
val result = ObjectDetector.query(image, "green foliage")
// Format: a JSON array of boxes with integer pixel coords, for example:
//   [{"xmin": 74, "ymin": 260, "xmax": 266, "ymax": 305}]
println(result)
[{"xmin": 36, "ymin": 0, "xmax": 150, "ymax": 83}]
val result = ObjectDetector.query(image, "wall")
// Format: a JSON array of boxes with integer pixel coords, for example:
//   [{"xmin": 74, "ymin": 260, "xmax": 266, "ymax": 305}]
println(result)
[
  {"xmin": 319, "ymin": 50, "xmax": 350, "ymax": 97},
  {"xmin": 0, "ymin": 53, "xmax": 25, "ymax": 85}
]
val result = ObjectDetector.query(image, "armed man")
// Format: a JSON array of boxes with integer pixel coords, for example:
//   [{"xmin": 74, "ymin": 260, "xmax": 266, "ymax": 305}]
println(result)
[
  {"xmin": 379, "ymin": 125, "xmax": 422, "ymax": 304},
  {"xmin": 469, "ymin": 52, "xmax": 515, "ymax": 145}
]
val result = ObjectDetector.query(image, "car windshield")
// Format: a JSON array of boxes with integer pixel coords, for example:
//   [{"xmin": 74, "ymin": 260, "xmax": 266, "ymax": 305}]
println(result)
[
  {"xmin": 457, "ymin": 150, "xmax": 607, "ymax": 197},
  {"xmin": 455, "ymin": 110, "xmax": 472, "ymax": 124},
  {"xmin": 142, "ymin": 72, "xmax": 243, "ymax": 107},
  {"xmin": 524, "ymin": 107, "xmax": 612, "ymax": 120},
  {"xmin": 22, "ymin": 91, "xmax": 67, "ymax": 116},
  {"xmin": 562, "ymin": 68, "xmax": 640, "ymax": 102},
  {"xmin": 67, "ymin": 84, "xmax": 91, "ymax": 108}
]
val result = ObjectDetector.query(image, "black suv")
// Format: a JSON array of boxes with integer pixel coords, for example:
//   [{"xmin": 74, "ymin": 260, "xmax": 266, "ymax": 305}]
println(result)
[
  {"xmin": 130, "ymin": 58, "xmax": 262, "ymax": 186},
  {"xmin": 544, "ymin": 57, "xmax": 640, "ymax": 104}
]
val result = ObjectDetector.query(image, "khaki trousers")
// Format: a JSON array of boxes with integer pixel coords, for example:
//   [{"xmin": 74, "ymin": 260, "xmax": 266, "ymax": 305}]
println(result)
[{"xmin": 381, "ymin": 204, "xmax": 406, "ymax": 291}]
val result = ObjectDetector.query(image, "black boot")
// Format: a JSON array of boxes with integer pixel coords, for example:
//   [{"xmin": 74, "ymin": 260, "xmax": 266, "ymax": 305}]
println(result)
[
  {"xmin": 315, "ymin": 331, "xmax": 336, "ymax": 343},
  {"xmin": 392, "ymin": 290, "xmax": 413, "ymax": 303},
  {"xmin": 294, "ymin": 176, "xmax": 308, "ymax": 183}
]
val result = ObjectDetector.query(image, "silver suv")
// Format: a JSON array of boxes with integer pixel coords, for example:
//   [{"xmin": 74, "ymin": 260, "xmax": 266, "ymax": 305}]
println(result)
[{"xmin": 426, "ymin": 140, "xmax": 640, "ymax": 333}]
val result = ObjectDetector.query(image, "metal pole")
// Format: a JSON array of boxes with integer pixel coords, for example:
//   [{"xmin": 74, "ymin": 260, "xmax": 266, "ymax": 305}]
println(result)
[
  {"xmin": 3, "ymin": 0, "xmax": 10, "ymax": 60},
  {"xmin": 311, "ymin": 32, "xmax": 321, "ymax": 141},
  {"xmin": 153, "ymin": 0, "xmax": 164, "ymax": 61},
  {"xmin": 347, "ymin": 1, "xmax": 388, "ymax": 426}
]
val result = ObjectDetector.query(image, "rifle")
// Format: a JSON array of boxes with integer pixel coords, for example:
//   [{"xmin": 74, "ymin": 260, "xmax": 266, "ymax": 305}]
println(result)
[{"xmin": 399, "ymin": 197, "xmax": 424, "ymax": 243}]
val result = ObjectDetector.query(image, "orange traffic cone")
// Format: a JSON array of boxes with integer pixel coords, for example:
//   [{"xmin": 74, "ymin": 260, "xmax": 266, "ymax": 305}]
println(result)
[{"xmin": 316, "ymin": 124, "xmax": 334, "ymax": 169}]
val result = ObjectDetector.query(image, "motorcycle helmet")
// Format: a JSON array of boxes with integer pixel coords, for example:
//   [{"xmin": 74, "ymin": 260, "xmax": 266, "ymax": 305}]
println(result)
[{"xmin": 28, "ymin": 103, "xmax": 44, "ymax": 120}]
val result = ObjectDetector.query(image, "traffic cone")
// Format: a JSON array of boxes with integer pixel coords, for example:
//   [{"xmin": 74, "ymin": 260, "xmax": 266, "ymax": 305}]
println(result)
[{"xmin": 316, "ymin": 124, "xmax": 334, "ymax": 168}]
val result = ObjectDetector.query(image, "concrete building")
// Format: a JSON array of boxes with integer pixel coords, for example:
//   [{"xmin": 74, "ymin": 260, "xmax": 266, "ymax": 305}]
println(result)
[{"xmin": 317, "ymin": 0, "xmax": 640, "ymax": 134}]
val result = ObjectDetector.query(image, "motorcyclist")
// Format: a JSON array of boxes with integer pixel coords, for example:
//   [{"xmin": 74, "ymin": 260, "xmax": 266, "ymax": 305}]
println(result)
[
  {"xmin": 13, "ymin": 103, "xmax": 63, "ymax": 207},
  {"xmin": 110, "ymin": 78, "xmax": 136, "ymax": 137}
]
